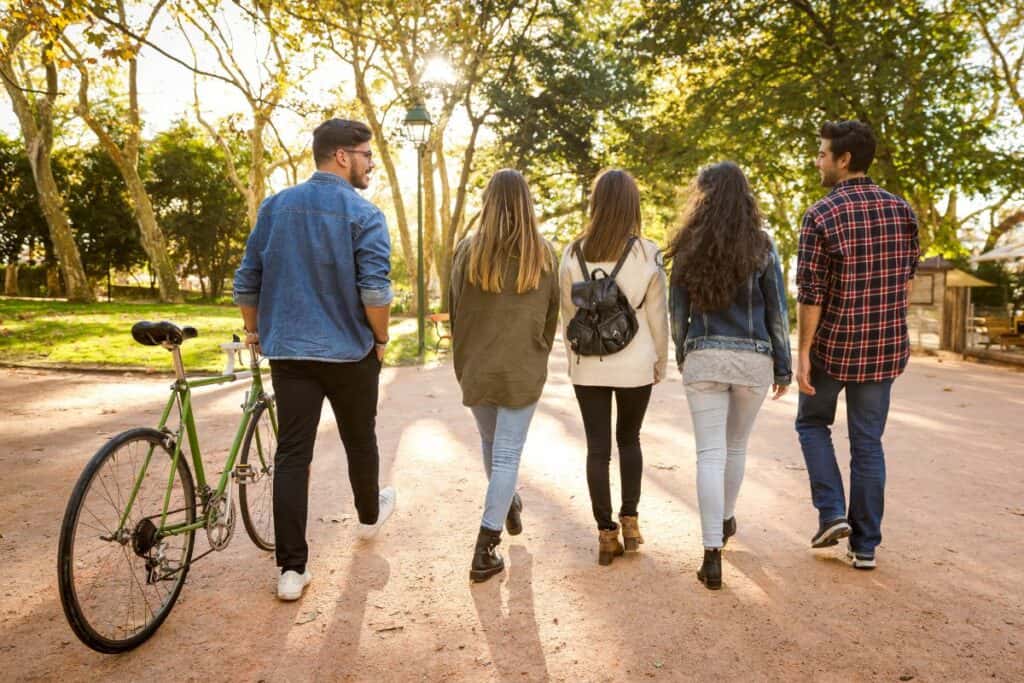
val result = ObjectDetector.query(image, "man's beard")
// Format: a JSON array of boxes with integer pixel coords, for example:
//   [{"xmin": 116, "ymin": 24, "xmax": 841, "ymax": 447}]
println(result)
[
  {"xmin": 820, "ymin": 168, "xmax": 839, "ymax": 187},
  {"xmin": 352, "ymin": 170, "xmax": 370, "ymax": 189}
]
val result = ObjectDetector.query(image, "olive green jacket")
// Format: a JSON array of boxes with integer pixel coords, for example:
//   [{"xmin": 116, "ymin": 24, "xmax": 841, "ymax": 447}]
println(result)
[{"xmin": 449, "ymin": 238, "xmax": 560, "ymax": 407}]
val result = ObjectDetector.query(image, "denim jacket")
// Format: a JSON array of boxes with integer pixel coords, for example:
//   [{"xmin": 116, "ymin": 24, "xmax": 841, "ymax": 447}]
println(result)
[
  {"xmin": 669, "ymin": 241, "xmax": 792, "ymax": 385},
  {"xmin": 233, "ymin": 171, "xmax": 394, "ymax": 362}
]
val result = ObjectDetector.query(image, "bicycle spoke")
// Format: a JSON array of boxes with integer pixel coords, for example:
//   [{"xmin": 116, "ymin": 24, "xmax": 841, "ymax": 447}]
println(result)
[
  {"xmin": 62, "ymin": 433, "xmax": 194, "ymax": 647},
  {"xmin": 81, "ymin": 504, "xmax": 114, "ymax": 537},
  {"xmin": 240, "ymin": 404, "xmax": 277, "ymax": 550}
]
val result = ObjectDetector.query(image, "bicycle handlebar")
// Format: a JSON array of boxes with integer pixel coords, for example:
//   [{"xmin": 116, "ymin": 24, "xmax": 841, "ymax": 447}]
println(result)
[{"xmin": 219, "ymin": 340, "xmax": 266, "ymax": 375}]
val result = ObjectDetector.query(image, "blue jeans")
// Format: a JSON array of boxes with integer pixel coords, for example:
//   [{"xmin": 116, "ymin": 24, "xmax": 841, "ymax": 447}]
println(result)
[
  {"xmin": 470, "ymin": 403, "xmax": 538, "ymax": 532},
  {"xmin": 795, "ymin": 357, "xmax": 894, "ymax": 554}
]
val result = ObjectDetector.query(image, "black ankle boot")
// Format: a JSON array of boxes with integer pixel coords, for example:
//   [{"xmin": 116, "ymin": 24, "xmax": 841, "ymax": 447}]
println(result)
[
  {"xmin": 697, "ymin": 548, "xmax": 722, "ymax": 590},
  {"xmin": 470, "ymin": 527, "xmax": 505, "ymax": 583},
  {"xmin": 505, "ymin": 493, "xmax": 523, "ymax": 536},
  {"xmin": 722, "ymin": 517, "xmax": 737, "ymax": 547}
]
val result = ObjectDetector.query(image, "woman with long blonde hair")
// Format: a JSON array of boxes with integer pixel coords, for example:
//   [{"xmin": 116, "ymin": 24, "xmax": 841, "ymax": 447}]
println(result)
[
  {"xmin": 559, "ymin": 169, "xmax": 668, "ymax": 566},
  {"xmin": 449, "ymin": 169, "xmax": 559, "ymax": 583}
]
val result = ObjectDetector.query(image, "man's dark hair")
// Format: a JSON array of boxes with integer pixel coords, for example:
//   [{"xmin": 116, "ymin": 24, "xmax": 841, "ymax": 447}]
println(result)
[
  {"xmin": 312, "ymin": 119, "xmax": 372, "ymax": 166},
  {"xmin": 819, "ymin": 120, "xmax": 876, "ymax": 173}
]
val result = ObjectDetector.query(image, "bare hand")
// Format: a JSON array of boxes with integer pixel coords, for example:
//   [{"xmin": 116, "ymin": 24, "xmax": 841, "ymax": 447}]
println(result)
[
  {"xmin": 796, "ymin": 355, "xmax": 815, "ymax": 396},
  {"xmin": 245, "ymin": 331, "xmax": 261, "ymax": 356},
  {"xmin": 771, "ymin": 384, "xmax": 789, "ymax": 400},
  {"xmin": 375, "ymin": 344, "xmax": 386, "ymax": 362}
]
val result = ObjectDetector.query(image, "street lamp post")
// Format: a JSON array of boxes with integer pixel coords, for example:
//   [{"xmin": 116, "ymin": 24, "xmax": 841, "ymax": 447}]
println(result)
[{"xmin": 404, "ymin": 102, "xmax": 433, "ymax": 357}]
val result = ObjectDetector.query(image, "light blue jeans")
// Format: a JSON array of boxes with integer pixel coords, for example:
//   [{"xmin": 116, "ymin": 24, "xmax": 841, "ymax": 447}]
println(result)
[
  {"xmin": 684, "ymin": 381, "xmax": 769, "ymax": 548},
  {"xmin": 470, "ymin": 403, "xmax": 538, "ymax": 532}
]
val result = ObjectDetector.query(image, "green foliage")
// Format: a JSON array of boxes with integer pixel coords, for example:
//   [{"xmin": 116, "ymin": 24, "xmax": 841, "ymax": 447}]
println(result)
[
  {"xmin": 628, "ymin": 0, "xmax": 1014, "ymax": 254},
  {"xmin": 146, "ymin": 121, "xmax": 249, "ymax": 300},
  {"xmin": 485, "ymin": 1, "xmax": 647, "ymax": 240},
  {"xmin": 64, "ymin": 144, "xmax": 146, "ymax": 278},
  {"xmin": 0, "ymin": 133, "xmax": 46, "ymax": 265}
]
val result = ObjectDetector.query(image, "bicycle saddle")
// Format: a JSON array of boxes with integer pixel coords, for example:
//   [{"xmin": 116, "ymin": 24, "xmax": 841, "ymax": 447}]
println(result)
[{"xmin": 131, "ymin": 321, "xmax": 199, "ymax": 346}]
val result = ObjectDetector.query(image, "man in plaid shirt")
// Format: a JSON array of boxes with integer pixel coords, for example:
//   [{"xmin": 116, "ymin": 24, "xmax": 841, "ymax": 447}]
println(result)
[{"xmin": 795, "ymin": 120, "xmax": 920, "ymax": 570}]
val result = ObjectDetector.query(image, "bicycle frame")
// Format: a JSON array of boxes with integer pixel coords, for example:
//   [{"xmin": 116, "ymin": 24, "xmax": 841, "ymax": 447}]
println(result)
[{"xmin": 114, "ymin": 342, "xmax": 276, "ymax": 541}]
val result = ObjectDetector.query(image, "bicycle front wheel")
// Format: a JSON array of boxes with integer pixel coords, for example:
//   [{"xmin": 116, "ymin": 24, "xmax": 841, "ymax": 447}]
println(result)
[
  {"xmin": 239, "ymin": 398, "xmax": 277, "ymax": 551},
  {"xmin": 57, "ymin": 428, "xmax": 196, "ymax": 653}
]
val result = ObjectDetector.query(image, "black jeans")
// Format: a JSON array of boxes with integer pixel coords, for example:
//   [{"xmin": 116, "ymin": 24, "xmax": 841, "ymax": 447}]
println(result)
[
  {"xmin": 572, "ymin": 384, "xmax": 653, "ymax": 530},
  {"xmin": 271, "ymin": 353, "xmax": 381, "ymax": 570}
]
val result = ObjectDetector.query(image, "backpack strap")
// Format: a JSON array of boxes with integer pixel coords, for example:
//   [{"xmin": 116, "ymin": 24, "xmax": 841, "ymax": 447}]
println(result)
[
  {"xmin": 609, "ymin": 236, "xmax": 638, "ymax": 280},
  {"xmin": 573, "ymin": 242, "xmax": 591, "ymax": 282}
]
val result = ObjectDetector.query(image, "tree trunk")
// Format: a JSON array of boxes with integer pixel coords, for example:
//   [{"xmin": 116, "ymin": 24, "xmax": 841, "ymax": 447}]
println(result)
[
  {"xmin": 27, "ymin": 140, "xmax": 94, "ymax": 302},
  {"xmin": 1, "ymin": 38, "xmax": 94, "ymax": 303},
  {"xmin": 121, "ymin": 171, "xmax": 183, "ymax": 303},
  {"xmin": 353, "ymin": 90, "xmax": 415, "ymax": 272},
  {"xmin": 4, "ymin": 263, "xmax": 18, "ymax": 296},
  {"xmin": 434, "ymin": 118, "xmax": 482, "ymax": 313},
  {"xmin": 346, "ymin": 46, "xmax": 415, "ymax": 273},
  {"xmin": 46, "ymin": 265, "xmax": 62, "ymax": 297},
  {"xmin": 247, "ymin": 118, "xmax": 268, "ymax": 229}
]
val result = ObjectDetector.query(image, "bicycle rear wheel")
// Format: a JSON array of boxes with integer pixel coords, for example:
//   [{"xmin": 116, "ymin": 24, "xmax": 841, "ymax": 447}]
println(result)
[
  {"xmin": 57, "ymin": 428, "xmax": 196, "ymax": 653},
  {"xmin": 239, "ymin": 398, "xmax": 276, "ymax": 551}
]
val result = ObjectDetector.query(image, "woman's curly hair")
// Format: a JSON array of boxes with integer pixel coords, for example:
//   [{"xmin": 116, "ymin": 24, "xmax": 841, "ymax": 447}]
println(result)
[{"xmin": 665, "ymin": 161, "xmax": 770, "ymax": 312}]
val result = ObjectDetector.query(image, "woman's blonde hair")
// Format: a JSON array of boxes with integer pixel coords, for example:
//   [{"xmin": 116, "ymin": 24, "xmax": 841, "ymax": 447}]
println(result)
[
  {"xmin": 576, "ymin": 169, "xmax": 642, "ymax": 261},
  {"xmin": 467, "ymin": 169, "xmax": 551, "ymax": 294}
]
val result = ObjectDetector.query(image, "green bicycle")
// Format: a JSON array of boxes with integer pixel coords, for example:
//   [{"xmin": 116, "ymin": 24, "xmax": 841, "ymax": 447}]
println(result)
[{"xmin": 57, "ymin": 320, "xmax": 277, "ymax": 653}]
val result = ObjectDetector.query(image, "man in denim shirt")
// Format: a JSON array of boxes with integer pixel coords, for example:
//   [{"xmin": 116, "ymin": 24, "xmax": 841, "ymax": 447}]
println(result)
[{"xmin": 234, "ymin": 119, "xmax": 397, "ymax": 602}]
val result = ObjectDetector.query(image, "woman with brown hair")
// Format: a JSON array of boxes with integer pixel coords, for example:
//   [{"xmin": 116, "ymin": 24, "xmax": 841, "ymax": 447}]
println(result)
[
  {"xmin": 559, "ymin": 169, "xmax": 668, "ymax": 566},
  {"xmin": 449, "ymin": 169, "xmax": 560, "ymax": 583},
  {"xmin": 666, "ymin": 161, "xmax": 791, "ymax": 590}
]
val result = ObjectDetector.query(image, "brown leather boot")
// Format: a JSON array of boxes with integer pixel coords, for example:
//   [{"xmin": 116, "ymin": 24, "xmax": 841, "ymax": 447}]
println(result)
[
  {"xmin": 619, "ymin": 515, "xmax": 644, "ymax": 552},
  {"xmin": 598, "ymin": 528, "xmax": 624, "ymax": 566}
]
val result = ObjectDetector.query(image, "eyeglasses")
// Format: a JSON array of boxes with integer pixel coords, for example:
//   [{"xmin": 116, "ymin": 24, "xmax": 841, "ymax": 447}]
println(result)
[{"xmin": 340, "ymin": 148, "xmax": 373, "ymax": 161}]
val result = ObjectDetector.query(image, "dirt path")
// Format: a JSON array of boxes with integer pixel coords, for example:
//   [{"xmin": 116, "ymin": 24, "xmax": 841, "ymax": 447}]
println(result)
[{"xmin": 1, "ymin": 352, "xmax": 1022, "ymax": 681}]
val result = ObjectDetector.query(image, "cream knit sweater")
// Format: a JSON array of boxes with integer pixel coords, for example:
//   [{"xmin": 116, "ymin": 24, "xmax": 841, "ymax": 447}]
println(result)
[{"xmin": 559, "ymin": 238, "xmax": 669, "ymax": 387}]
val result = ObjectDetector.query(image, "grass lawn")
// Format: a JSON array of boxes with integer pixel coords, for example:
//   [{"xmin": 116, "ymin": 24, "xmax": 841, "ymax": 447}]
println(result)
[{"xmin": 0, "ymin": 298, "xmax": 445, "ymax": 372}]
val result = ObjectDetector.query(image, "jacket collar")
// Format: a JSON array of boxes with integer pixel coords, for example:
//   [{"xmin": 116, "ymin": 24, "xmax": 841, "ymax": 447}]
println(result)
[{"xmin": 309, "ymin": 170, "xmax": 354, "ymax": 190}]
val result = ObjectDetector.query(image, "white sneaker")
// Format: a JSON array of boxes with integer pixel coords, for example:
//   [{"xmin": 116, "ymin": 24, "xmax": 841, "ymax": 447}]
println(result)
[
  {"xmin": 356, "ymin": 486, "xmax": 396, "ymax": 540},
  {"xmin": 277, "ymin": 569, "xmax": 312, "ymax": 601}
]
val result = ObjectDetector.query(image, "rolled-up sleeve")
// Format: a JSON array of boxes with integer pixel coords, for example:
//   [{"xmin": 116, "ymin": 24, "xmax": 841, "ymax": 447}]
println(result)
[
  {"xmin": 233, "ymin": 203, "xmax": 269, "ymax": 307},
  {"xmin": 796, "ymin": 210, "xmax": 828, "ymax": 306},
  {"xmin": 354, "ymin": 208, "xmax": 393, "ymax": 307}
]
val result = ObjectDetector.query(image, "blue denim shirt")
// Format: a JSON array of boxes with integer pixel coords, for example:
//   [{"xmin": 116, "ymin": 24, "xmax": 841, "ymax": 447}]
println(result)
[
  {"xmin": 233, "ymin": 171, "xmax": 394, "ymax": 362},
  {"xmin": 669, "ymin": 242, "xmax": 792, "ymax": 384}
]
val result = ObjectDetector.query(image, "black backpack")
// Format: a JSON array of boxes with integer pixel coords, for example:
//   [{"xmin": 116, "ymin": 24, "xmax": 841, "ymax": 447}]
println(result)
[{"xmin": 566, "ymin": 237, "xmax": 642, "ymax": 359}]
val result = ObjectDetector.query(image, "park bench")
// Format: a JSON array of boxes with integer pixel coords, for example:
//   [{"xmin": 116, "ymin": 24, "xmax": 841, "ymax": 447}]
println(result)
[
  {"xmin": 975, "ymin": 317, "xmax": 1024, "ymax": 350},
  {"xmin": 428, "ymin": 313, "xmax": 452, "ymax": 352}
]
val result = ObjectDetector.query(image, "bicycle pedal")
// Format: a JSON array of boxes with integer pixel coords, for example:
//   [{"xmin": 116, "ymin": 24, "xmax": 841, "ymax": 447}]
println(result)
[{"xmin": 232, "ymin": 463, "xmax": 253, "ymax": 483}]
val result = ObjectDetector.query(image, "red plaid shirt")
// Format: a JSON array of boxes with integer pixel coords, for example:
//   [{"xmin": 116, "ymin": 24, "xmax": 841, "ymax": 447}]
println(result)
[{"xmin": 797, "ymin": 177, "xmax": 920, "ymax": 383}]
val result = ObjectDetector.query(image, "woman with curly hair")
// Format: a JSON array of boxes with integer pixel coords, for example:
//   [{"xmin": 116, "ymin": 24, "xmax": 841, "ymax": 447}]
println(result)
[{"xmin": 666, "ymin": 161, "xmax": 792, "ymax": 590}]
